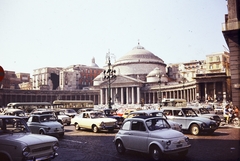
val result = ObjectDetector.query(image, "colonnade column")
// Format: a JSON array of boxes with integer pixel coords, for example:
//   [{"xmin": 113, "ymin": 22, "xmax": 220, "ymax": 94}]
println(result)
[
  {"xmin": 213, "ymin": 82, "xmax": 216, "ymax": 100},
  {"xmin": 205, "ymin": 83, "xmax": 207, "ymax": 101}
]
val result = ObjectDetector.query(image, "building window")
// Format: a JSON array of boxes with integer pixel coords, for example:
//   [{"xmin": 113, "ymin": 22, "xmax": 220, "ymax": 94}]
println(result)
[{"xmin": 209, "ymin": 57, "xmax": 213, "ymax": 62}]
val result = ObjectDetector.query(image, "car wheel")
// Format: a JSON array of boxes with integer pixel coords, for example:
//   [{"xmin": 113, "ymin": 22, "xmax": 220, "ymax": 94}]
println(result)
[
  {"xmin": 190, "ymin": 124, "xmax": 200, "ymax": 135},
  {"xmin": 150, "ymin": 145, "xmax": 162, "ymax": 161},
  {"xmin": 233, "ymin": 118, "xmax": 239, "ymax": 126},
  {"xmin": 75, "ymin": 124, "xmax": 80, "ymax": 130},
  {"xmin": 115, "ymin": 140, "xmax": 125, "ymax": 154},
  {"xmin": 92, "ymin": 125, "xmax": 99, "ymax": 133}
]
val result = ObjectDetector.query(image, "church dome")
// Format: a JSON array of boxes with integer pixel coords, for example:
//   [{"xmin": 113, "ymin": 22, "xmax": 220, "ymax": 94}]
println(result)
[
  {"xmin": 114, "ymin": 43, "xmax": 164, "ymax": 65},
  {"xmin": 113, "ymin": 43, "xmax": 166, "ymax": 75},
  {"xmin": 90, "ymin": 57, "xmax": 99, "ymax": 67}
]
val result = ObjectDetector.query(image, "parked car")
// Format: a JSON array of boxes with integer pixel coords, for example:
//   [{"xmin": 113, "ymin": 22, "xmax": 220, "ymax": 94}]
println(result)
[
  {"xmin": 101, "ymin": 109, "xmax": 124, "ymax": 128},
  {"xmin": 190, "ymin": 107, "xmax": 221, "ymax": 127},
  {"xmin": 31, "ymin": 108, "xmax": 71, "ymax": 126},
  {"xmin": 1, "ymin": 108, "xmax": 29, "ymax": 122},
  {"xmin": 126, "ymin": 109, "xmax": 182, "ymax": 132},
  {"xmin": 71, "ymin": 111, "xmax": 117, "ymax": 133},
  {"xmin": 160, "ymin": 107, "xmax": 218, "ymax": 135},
  {"xmin": 113, "ymin": 116, "xmax": 191, "ymax": 161},
  {"xmin": 0, "ymin": 115, "xmax": 59, "ymax": 161},
  {"xmin": 122, "ymin": 108, "xmax": 137, "ymax": 118},
  {"xmin": 77, "ymin": 108, "xmax": 94, "ymax": 114},
  {"xmin": 53, "ymin": 110, "xmax": 71, "ymax": 125},
  {"xmin": 27, "ymin": 114, "xmax": 65, "ymax": 137},
  {"xmin": 214, "ymin": 105, "xmax": 224, "ymax": 115},
  {"xmin": 59, "ymin": 108, "xmax": 77, "ymax": 118}
]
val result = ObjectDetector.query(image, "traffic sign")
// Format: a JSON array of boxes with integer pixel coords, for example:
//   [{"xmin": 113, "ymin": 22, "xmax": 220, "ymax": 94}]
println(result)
[{"xmin": 0, "ymin": 66, "xmax": 5, "ymax": 81}]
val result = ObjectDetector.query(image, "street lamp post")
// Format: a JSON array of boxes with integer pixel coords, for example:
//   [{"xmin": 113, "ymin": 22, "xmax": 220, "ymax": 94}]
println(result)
[{"xmin": 103, "ymin": 51, "xmax": 116, "ymax": 109}]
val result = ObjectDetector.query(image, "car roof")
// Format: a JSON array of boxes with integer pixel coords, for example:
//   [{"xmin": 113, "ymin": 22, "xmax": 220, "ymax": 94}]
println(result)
[
  {"xmin": 130, "ymin": 109, "xmax": 161, "ymax": 114},
  {"xmin": 30, "ymin": 114, "xmax": 53, "ymax": 117},
  {"xmin": 0, "ymin": 115, "xmax": 22, "ymax": 119},
  {"xmin": 161, "ymin": 107, "xmax": 193, "ymax": 110},
  {"xmin": 4, "ymin": 108, "xmax": 24, "ymax": 112},
  {"xmin": 124, "ymin": 116, "xmax": 165, "ymax": 121}
]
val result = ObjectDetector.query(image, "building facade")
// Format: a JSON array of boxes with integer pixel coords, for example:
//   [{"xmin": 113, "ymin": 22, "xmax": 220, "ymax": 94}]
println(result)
[
  {"xmin": 222, "ymin": 0, "xmax": 240, "ymax": 108},
  {"xmin": 0, "ymin": 44, "xmax": 231, "ymax": 107}
]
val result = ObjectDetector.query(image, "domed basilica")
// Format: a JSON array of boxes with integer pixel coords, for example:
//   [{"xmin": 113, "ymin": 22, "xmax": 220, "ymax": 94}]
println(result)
[{"xmin": 93, "ymin": 43, "xmax": 197, "ymax": 107}]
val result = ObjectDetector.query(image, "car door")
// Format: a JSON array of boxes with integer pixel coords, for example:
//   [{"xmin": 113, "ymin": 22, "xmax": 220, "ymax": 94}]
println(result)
[
  {"xmin": 80, "ymin": 113, "xmax": 91, "ymax": 128},
  {"xmin": 172, "ymin": 109, "xmax": 188, "ymax": 129},
  {"xmin": 127, "ymin": 120, "xmax": 148, "ymax": 152},
  {"xmin": 28, "ymin": 116, "xmax": 40, "ymax": 133}
]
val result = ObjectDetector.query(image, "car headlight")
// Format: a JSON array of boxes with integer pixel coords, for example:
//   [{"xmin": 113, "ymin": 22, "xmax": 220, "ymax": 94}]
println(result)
[
  {"xmin": 22, "ymin": 146, "xmax": 30, "ymax": 157},
  {"xmin": 185, "ymin": 136, "xmax": 190, "ymax": 143},
  {"xmin": 166, "ymin": 140, "xmax": 171, "ymax": 146},
  {"xmin": 201, "ymin": 123, "xmax": 207, "ymax": 127},
  {"xmin": 52, "ymin": 142, "xmax": 59, "ymax": 151}
]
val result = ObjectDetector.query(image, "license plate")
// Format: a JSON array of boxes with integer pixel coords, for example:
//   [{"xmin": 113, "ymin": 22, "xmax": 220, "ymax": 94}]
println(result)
[{"xmin": 176, "ymin": 144, "xmax": 182, "ymax": 147}]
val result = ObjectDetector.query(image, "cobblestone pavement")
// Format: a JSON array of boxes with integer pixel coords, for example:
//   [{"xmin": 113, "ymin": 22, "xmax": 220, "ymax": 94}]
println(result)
[{"xmin": 55, "ymin": 124, "xmax": 240, "ymax": 161}]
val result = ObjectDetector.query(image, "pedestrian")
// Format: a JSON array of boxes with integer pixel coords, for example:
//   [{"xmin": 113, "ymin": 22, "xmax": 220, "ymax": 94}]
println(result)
[
  {"xmin": 223, "ymin": 104, "xmax": 230, "ymax": 124},
  {"xmin": 233, "ymin": 105, "xmax": 239, "ymax": 118}
]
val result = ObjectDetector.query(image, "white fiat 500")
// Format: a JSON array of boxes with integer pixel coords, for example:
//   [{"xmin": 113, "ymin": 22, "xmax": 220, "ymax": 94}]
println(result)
[
  {"xmin": 113, "ymin": 116, "xmax": 191, "ymax": 161},
  {"xmin": 0, "ymin": 116, "xmax": 59, "ymax": 161}
]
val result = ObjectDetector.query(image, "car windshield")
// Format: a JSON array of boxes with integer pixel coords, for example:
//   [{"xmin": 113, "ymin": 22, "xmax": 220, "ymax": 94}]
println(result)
[
  {"xmin": 104, "ymin": 110, "xmax": 117, "ymax": 116},
  {"xmin": 0, "ymin": 118, "xmax": 30, "ymax": 134},
  {"xmin": 40, "ymin": 115, "xmax": 57, "ymax": 122},
  {"xmin": 15, "ymin": 111, "xmax": 26, "ymax": 117},
  {"xmin": 182, "ymin": 109, "xmax": 198, "ymax": 117},
  {"xmin": 90, "ymin": 112, "xmax": 106, "ymax": 118},
  {"xmin": 146, "ymin": 118, "xmax": 171, "ymax": 131},
  {"xmin": 66, "ymin": 109, "xmax": 76, "ymax": 113},
  {"xmin": 199, "ymin": 108, "xmax": 210, "ymax": 114}
]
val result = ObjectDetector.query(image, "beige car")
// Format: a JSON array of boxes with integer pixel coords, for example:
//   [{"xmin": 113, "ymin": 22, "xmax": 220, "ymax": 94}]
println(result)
[
  {"xmin": 0, "ymin": 115, "xmax": 59, "ymax": 161},
  {"xmin": 71, "ymin": 111, "xmax": 117, "ymax": 133}
]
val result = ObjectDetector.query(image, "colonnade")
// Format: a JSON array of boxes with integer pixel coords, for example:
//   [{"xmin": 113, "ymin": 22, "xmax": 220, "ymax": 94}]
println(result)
[{"xmin": 100, "ymin": 85, "xmax": 197, "ymax": 106}]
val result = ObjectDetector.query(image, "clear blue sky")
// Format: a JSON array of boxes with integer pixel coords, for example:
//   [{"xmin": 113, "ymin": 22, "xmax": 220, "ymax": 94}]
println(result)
[{"xmin": 0, "ymin": 0, "xmax": 228, "ymax": 76}]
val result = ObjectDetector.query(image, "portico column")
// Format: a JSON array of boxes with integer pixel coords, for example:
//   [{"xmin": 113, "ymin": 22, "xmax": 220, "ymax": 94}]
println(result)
[
  {"xmin": 153, "ymin": 92, "xmax": 156, "ymax": 104},
  {"xmin": 137, "ymin": 87, "xmax": 140, "ymax": 104},
  {"xmin": 126, "ymin": 87, "xmax": 129, "ymax": 104},
  {"xmin": 132, "ymin": 87, "xmax": 134, "ymax": 104},
  {"xmin": 105, "ymin": 88, "xmax": 108, "ymax": 105},
  {"xmin": 121, "ymin": 87, "xmax": 124, "ymax": 104},
  {"xmin": 100, "ymin": 89, "xmax": 103, "ymax": 105}
]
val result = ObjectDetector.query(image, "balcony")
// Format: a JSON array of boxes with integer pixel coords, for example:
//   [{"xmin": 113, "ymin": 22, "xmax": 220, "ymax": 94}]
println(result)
[{"xmin": 222, "ymin": 21, "xmax": 240, "ymax": 31}]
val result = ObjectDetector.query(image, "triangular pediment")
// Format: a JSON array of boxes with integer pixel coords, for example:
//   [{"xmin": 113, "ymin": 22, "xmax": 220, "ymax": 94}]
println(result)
[{"xmin": 99, "ymin": 75, "xmax": 145, "ymax": 87}]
